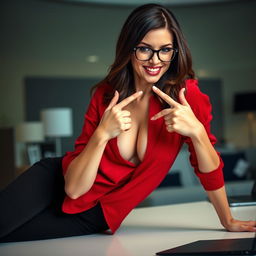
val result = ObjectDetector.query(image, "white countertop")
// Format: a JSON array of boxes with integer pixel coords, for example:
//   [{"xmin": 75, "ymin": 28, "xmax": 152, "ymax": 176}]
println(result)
[{"xmin": 1, "ymin": 201, "xmax": 255, "ymax": 256}]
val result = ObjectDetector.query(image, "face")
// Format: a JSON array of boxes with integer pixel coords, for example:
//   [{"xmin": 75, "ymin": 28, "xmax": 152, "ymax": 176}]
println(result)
[{"xmin": 131, "ymin": 27, "xmax": 174, "ymax": 89}]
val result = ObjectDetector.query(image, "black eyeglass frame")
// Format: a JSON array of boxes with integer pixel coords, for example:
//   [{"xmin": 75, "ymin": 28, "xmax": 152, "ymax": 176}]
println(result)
[{"xmin": 133, "ymin": 46, "xmax": 178, "ymax": 62}]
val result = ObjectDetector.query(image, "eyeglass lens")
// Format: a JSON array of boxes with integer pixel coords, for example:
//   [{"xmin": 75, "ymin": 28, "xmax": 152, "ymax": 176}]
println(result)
[{"xmin": 135, "ymin": 47, "xmax": 176, "ymax": 62}]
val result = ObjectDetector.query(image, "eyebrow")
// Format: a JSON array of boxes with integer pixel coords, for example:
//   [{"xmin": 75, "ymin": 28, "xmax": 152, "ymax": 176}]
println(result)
[{"xmin": 139, "ymin": 42, "xmax": 173, "ymax": 47}]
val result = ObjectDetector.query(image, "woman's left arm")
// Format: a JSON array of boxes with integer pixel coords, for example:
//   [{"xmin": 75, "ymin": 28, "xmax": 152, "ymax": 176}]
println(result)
[
  {"xmin": 207, "ymin": 186, "xmax": 256, "ymax": 232},
  {"xmin": 186, "ymin": 121, "xmax": 256, "ymax": 231},
  {"xmin": 152, "ymin": 85, "xmax": 256, "ymax": 232}
]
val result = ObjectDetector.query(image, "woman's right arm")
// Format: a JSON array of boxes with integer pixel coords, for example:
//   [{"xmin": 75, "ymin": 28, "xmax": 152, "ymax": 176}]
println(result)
[
  {"xmin": 64, "ymin": 126, "xmax": 109, "ymax": 200},
  {"xmin": 64, "ymin": 90, "xmax": 142, "ymax": 199}
]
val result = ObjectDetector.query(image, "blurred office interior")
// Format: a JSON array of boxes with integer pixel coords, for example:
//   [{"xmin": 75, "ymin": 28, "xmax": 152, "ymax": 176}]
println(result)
[{"xmin": 0, "ymin": 0, "xmax": 255, "ymax": 204}]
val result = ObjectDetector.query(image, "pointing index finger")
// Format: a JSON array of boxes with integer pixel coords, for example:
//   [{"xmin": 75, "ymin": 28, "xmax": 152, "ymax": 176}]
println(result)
[
  {"xmin": 117, "ymin": 91, "xmax": 143, "ymax": 109},
  {"xmin": 152, "ymin": 86, "xmax": 179, "ymax": 107}
]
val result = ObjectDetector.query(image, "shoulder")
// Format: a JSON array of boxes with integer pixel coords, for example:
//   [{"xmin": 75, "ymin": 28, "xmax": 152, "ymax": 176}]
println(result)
[
  {"xmin": 90, "ymin": 81, "xmax": 113, "ymax": 105},
  {"xmin": 92, "ymin": 81, "xmax": 112, "ymax": 98},
  {"xmin": 85, "ymin": 82, "xmax": 113, "ymax": 118},
  {"xmin": 185, "ymin": 79, "xmax": 210, "ymax": 106},
  {"xmin": 184, "ymin": 79, "xmax": 212, "ymax": 121}
]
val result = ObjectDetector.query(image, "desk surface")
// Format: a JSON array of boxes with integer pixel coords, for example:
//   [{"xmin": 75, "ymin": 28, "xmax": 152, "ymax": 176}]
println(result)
[{"xmin": 1, "ymin": 201, "xmax": 255, "ymax": 256}]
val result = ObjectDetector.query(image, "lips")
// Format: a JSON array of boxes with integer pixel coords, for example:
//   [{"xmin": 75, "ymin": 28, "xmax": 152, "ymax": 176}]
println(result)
[{"xmin": 144, "ymin": 66, "xmax": 162, "ymax": 76}]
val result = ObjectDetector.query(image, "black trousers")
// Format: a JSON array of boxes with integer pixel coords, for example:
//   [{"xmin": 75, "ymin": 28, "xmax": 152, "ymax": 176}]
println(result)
[{"xmin": 0, "ymin": 157, "xmax": 108, "ymax": 243}]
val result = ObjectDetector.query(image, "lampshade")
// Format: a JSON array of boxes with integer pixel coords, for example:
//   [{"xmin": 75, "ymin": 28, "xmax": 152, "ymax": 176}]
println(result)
[
  {"xmin": 16, "ymin": 122, "xmax": 44, "ymax": 143},
  {"xmin": 41, "ymin": 108, "xmax": 73, "ymax": 137},
  {"xmin": 234, "ymin": 92, "xmax": 256, "ymax": 113}
]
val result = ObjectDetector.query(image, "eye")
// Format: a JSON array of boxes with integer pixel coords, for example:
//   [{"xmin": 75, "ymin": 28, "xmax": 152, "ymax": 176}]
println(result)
[
  {"xmin": 160, "ymin": 47, "xmax": 173, "ymax": 53},
  {"xmin": 137, "ymin": 46, "xmax": 151, "ymax": 53}
]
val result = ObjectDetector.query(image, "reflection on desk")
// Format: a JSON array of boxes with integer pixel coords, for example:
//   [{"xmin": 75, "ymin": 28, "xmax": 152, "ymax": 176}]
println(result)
[{"xmin": 0, "ymin": 201, "xmax": 255, "ymax": 256}]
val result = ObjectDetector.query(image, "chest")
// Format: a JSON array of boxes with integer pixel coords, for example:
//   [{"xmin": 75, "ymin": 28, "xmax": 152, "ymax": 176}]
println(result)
[{"xmin": 117, "ymin": 101, "xmax": 149, "ymax": 165}]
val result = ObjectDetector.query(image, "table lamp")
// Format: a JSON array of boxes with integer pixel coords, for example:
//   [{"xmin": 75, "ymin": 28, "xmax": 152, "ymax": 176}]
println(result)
[
  {"xmin": 15, "ymin": 122, "xmax": 44, "ymax": 165},
  {"xmin": 16, "ymin": 122, "xmax": 44, "ymax": 143},
  {"xmin": 41, "ymin": 108, "xmax": 73, "ymax": 156},
  {"xmin": 233, "ymin": 92, "xmax": 256, "ymax": 147}
]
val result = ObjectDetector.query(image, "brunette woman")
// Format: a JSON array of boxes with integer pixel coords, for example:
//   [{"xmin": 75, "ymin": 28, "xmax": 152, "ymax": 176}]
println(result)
[{"xmin": 1, "ymin": 3, "xmax": 255, "ymax": 243}]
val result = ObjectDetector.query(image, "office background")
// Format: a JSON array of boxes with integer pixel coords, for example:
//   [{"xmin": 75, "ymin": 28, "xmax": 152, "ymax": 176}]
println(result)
[{"xmin": 0, "ymin": 0, "xmax": 256, "ymax": 190}]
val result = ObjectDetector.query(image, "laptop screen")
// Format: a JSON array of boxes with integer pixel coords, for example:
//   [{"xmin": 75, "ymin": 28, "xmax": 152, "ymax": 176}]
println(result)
[{"xmin": 156, "ymin": 237, "xmax": 256, "ymax": 255}]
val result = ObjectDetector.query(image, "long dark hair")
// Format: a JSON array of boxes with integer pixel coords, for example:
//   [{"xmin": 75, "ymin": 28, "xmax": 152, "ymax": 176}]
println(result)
[{"xmin": 93, "ymin": 3, "xmax": 195, "ymax": 106}]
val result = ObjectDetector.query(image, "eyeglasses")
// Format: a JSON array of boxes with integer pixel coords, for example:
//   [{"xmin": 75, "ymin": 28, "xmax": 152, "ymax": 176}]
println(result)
[{"xmin": 133, "ymin": 46, "xmax": 178, "ymax": 62}]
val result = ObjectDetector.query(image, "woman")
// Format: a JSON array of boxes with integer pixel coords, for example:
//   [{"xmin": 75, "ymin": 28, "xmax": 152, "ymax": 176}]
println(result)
[{"xmin": 0, "ymin": 3, "xmax": 255, "ymax": 243}]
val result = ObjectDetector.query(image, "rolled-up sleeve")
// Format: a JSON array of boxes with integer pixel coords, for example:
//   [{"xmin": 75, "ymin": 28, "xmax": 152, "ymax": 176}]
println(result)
[{"xmin": 183, "ymin": 80, "xmax": 225, "ymax": 191}]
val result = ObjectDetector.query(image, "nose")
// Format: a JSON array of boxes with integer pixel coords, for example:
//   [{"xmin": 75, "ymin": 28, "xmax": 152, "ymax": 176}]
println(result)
[{"xmin": 149, "ymin": 52, "xmax": 160, "ymax": 64}]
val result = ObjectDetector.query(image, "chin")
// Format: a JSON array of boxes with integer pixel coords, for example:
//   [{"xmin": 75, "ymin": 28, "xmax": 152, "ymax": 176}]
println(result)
[
  {"xmin": 144, "ymin": 73, "xmax": 165, "ymax": 85},
  {"xmin": 135, "ymin": 68, "xmax": 168, "ymax": 87},
  {"xmin": 145, "ymin": 77, "xmax": 161, "ymax": 85}
]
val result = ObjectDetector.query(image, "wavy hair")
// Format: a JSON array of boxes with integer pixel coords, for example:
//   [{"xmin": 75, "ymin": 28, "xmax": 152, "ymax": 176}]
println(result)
[{"xmin": 93, "ymin": 3, "xmax": 195, "ymax": 106}]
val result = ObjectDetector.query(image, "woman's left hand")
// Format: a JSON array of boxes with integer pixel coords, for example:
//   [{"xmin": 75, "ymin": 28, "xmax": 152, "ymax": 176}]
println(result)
[
  {"xmin": 151, "ymin": 86, "xmax": 203, "ymax": 138},
  {"xmin": 224, "ymin": 218, "xmax": 256, "ymax": 232}
]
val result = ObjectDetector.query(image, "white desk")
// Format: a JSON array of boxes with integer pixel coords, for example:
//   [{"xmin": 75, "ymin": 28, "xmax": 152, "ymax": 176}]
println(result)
[{"xmin": 0, "ymin": 201, "xmax": 255, "ymax": 256}]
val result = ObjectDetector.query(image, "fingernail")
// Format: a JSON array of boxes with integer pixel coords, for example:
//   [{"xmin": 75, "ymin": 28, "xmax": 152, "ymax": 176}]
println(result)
[
  {"xmin": 138, "ymin": 91, "xmax": 143, "ymax": 95},
  {"xmin": 151, "ymin": 116, "xmax": 156, "ymax": 121},
  {"xmin": 152, "ymin": 86, "xmax": 157, "ymax": 90}
]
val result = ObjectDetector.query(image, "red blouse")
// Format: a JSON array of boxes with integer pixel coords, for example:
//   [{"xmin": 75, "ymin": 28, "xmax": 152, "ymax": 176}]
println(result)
[{"xmin": 61, "ymin": 79, "xmax": 224, "ymax": 234}]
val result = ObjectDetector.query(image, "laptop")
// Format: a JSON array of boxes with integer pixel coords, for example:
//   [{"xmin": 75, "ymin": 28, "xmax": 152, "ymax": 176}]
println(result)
[
  {"xmin": 228, "ymin": 179, "xmax": 256, "ymax": 207},
  {"xmin": 156, "ymin": 236, "xmax": 256, "ymax": 255}
]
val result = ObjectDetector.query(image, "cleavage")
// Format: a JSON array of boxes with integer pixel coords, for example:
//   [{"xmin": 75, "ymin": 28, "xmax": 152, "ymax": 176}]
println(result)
[{"xmin": 117, "ymin": 106, "xmax": 148, "ymax": 165}]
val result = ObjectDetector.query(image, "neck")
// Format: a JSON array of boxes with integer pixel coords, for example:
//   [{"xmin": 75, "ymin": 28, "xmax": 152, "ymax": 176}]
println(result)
[{"xmin": 135, "ymin": 82, "xmax": 153, "ymax": 97}]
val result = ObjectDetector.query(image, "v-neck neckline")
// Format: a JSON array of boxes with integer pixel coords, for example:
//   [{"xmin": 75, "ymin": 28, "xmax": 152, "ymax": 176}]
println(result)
[{"xmin": 112, "ymin": 94, "xmax": 157, "ymax": 168}]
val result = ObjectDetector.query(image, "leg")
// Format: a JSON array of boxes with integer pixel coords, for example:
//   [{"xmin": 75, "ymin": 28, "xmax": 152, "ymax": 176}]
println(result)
[
  {"xmin": 0, "ymin": 157, "xmax": 64, "ymax": 238},
  {"xmin": 0, "ymin": 203, "xmax": 108, "ymax": 242}
]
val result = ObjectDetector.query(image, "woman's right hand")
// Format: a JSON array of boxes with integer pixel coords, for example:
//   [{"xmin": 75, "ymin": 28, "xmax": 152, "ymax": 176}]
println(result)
[{"xmin": 98, "ymin": 90, "xmax": 143, "ymax": 140}]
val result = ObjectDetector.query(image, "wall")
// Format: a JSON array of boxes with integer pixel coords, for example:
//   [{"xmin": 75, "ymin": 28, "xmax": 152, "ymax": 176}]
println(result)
[{"xmin": 1, "ymin": 0, "xmax": 256, "ymax": 152}]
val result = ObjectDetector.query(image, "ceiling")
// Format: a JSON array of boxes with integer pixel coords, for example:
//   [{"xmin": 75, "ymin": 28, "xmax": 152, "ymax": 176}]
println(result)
[{"xmin": 53, "ymin": 0, "xmax": 242, "ymax": 7}]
